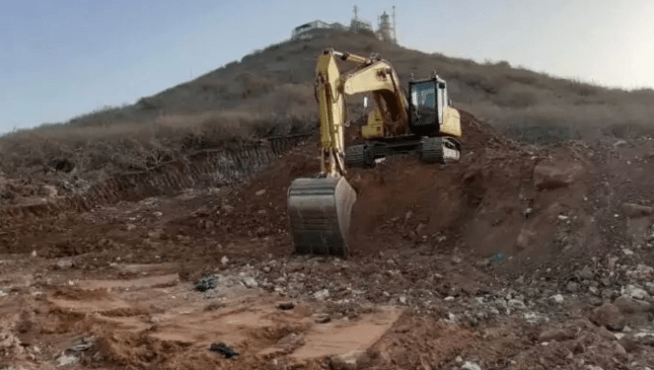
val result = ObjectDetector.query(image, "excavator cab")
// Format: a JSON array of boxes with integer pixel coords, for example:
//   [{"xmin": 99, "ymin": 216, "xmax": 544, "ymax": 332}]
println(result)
[{"xmin": 408, "ymin": 77, "xmax": 447, "ymax": 136}]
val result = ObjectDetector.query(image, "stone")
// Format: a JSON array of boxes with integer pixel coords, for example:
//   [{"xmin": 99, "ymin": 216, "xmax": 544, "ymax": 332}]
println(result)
[
  {"xmin": 614, "ymin": 295, "xmax": 651, "ymax": 314},
  {"xmin": 508, "ymin": 299, "xmax": 526, "ymax": 311},
  {"xmin": 242, "ymin": 277, "xmax": 258, "ymax": 288},
  {"xmin": 329, "ymin": 350, "xmax": 370, "ymax": 370},
  {"xmin": 566, "ymin": 281, "xmax": 580, "ymax": 293},
  {"xmin": 55, "ymin": 258, "xmax": 75, "ymax": 270},
  {"xmin": 590, "ymin": 303, "xmax": 626, "ymax": 331},
  {"xmin": 313, "ymin": 289, "xmax": 329, "ymax": 301},
  {"xmin": 538, "ymin": 328, "xmax": 573, "ymax": 343},
  {"xmin": 621, "ymin": 203, "xmax": 653, "ymax": 218},
  {"xmin": 221, "ymin": 256, "xmax": 229, "ymax": 266},
  {"xmin": 621, "ymin": 285, "xmax": 650, "ymax": 301},
  {"xmin": 461, "ymin": 361, "xmax": 482, "ymax": 370},
  {"xmin": 533, "ymin": 160, "xmax": 583, "ymax": 190},
  {"xmin": 627, "ymin": 264, "xmax": 654, "ymax": 281},
  {"xmin": 551, "ymin": 294, "xmax": 564, "ymax": 303},
  {"xmin": 255, "ymin": 189, "xmax": 267, "ymax": 196},
  {"xmin": 516, "ymin": 229, "xmax": 536, "ymax": 251},
  {"xmin": 577, "ymin": 266, "xmax": 594, "ymax": 280}
]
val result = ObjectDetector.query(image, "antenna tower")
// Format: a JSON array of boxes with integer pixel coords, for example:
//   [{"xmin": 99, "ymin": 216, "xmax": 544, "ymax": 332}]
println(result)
[{"xmin": 392, "ymin": 5, "xmax": 397, "ymax": 43}]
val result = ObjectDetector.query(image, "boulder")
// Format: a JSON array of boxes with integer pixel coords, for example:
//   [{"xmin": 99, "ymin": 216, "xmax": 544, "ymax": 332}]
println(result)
[
  {"xmin": 589, "ymin": 303, "xmax": 625, "ymax": 331},
  {"xmin": 533, "ymin": 160, "xmax": 584, "ymax": 190}
]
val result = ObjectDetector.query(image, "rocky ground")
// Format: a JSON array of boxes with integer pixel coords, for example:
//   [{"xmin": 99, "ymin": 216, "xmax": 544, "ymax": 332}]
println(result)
[{"xmin": 2, "ymin": 112, "xmax": 654, "ymax": 369}]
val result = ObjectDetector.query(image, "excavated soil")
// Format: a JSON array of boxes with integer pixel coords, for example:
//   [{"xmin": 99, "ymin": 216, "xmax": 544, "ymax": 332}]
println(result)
[{"xmin": 2, "ymin": 111, "xmax": 654, "ymax": 369}]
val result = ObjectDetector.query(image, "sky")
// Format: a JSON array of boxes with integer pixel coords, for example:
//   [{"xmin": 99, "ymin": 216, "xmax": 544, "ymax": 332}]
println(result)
[{"xmin": 1, "ymin": 0, "xmax": 654, "ymax": 133}]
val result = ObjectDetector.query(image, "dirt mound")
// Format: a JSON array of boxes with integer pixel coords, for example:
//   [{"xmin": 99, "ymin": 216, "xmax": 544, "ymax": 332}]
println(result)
[{"xmin": 174, "ymin": 110, "xmax": 594, "ymax": 278}]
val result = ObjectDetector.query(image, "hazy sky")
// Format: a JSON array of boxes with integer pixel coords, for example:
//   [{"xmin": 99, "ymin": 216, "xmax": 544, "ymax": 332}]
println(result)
[{"xmin": 2, "ymin": 0, "xmax": 653, "ymax": 132}]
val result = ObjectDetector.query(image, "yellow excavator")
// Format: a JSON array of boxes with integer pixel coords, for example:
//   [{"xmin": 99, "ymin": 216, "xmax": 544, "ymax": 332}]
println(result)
[{"xmin": 287, "ymin": 48, "xmax": 462, "ymax": 258}]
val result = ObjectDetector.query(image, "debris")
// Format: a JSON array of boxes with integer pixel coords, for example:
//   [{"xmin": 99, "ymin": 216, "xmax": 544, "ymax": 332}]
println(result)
[
  {"xmin": 255, "ymin": 189, "xmax": 267, "ymax": 196},
  {"xmin": 0, "ymin": 290, "xmax": 6, "ymax": 297},
  {"xmin": 56, "ymin": 353, "xmax": 79, "ymax": 367},
  {"xmin": 221, "ymin": 256, "xmax": 229, "ymax": 266},
  {"xmin": 461, "ymin": 361, "xmax": 482, "ymax": 370},
  {"xmin": 313, "ymin": 289, "xmax": 329, "ymax": 300},
  {"xmin": 566, "ymin": 281, "xmax": 580, "ymax": 293},
  {"xmin": 329, "ymin": 350, "xmax": 370, "ymax": 370},
  {"xmin": 55, "ymin": 258, "xmax": 75, "ymax": 270},
  {"xmin": 209, "ymin": 342, "xmax": 239, "ymax": 358},
  {"xmin": 242, "ymin": 277, "xmax": 258, "ymax": 288},
  {"xmin": 277, "ymin": 302, "xmax": 295, "ymax": 310},
  {"xmin": 195, "ymin": 275, "xmax": 217, "ymax": 292},
  {"xmin": 577, "ymin": 266, "xmax": 594, "ymax": 280},
  {"xmin": 621, "ymin": 285, "xmax": 649, "ymax": 301},
  {"xmin": 315, "ymin": 314, "xmax": 331, "ymax": 324},
  {"xmin": 551, "ymin": 294, "xmax": 564, "ymax": 303}
]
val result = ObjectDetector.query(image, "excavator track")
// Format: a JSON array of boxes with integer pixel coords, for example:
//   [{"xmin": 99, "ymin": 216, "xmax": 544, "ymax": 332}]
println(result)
[
  {"xmin": 420, "ymin": 137, "xmax": 461, "ymax": 164},
  {"xmin": 287, "ymin": 176, "xmax": 357, "ymax": 258}
]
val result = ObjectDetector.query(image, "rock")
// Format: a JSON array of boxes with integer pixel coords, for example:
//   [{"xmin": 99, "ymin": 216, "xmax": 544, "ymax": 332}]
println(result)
[
  {"xmin": 533, "ymin": 160, "xmax": 583, "ymax": 190},
  {"xmin": 313, "ymin": 289, "xmax": 329, "ymax": 301},
  {"xmin": 508, "ymin": 299, "xmax": 526, "ymax": 311},
  {"xmin": 602, "ymin": 289, "xmax": 618, "ymax": 300},
  {"xmin": 277, "ymin": 302, "xmax": 295, "ymax": 310},
  {"xmin": 56, "ymin": 353, "xmax": 79, "ymax": 367},
  {"xmin": 590, "ymin": 303, "xmax": 626, "ymax": 331},
  {"xmin": 461, "ymin": 361, "xmax": 482, "ymax": 370},
  {"xmin": 255, "ymin": 189, "xmax": 267, "ymax": 196},
  {"xmin": 242, "ymin": 277, "xmax": 258, "ymax": 288},
  {"xmin": 516, "ymin": 229, "xmax": 536, "ymax": 251},
  {"xmin": 55, "ymin": 258, "xmax": 75, "ymax": 270},
  {"xmin": 621, "ymin": 284, "xmax": 650, "ymax": 301},
  {"xmin": 551, "ymin": 294, "xmax": 564, "ymax": 303},
  {"xmin": 404, "ymin": 210, "xmax": 413, "ymax": 222},
  {"xmin": 315, "ymin": 314, "xmax": 331, "ymax": 324},
  {"xmin": 148, "ymin": 230, "xmax": 163, "ymax": 240},
  {"xmin": 451, "ymin": 256, "xmax": 462, "ymax": 264},
  {"xmin": 126, "ymin": 224, "xmax": 137, "ymax": 231},
  {"xmin": 538, "ymin": 328, "xmax": 574, "ymax": 343},
  {"xmin": 621, "ymin": 203, "xmax": 653, "ymax": 218},
  {"xmin": 614, "ymin": 296, "xmax": 651, "ymax": 314},
  {"xmin": 627, "ymin": 264, "xmax": 654, "ymax": 281},
  {"xmin": 221, "ymin": 256, "xmax": 229, "ymax": 266},
  {"xmin": 566, "ymin": 281, "xmax": 580, "ymax": 293},
  {"xmin": 646, "ymin": 282, "xmax": 654, "ymax": 296},
  {"xmin": 221, "ymin": 204, "xmax": 235, "ymax": 213},
  {"xmin": 329, "ymin": 350, "xmax": 370, "ymax": 370},
  {"xmin": 577, "ymin": 266, "xmax": 594, "ymax": 280},
  {"xmin": 635, "ymin": 332, "xmax": 654, "ymax": 346},
  {"xmin": 195, "ymin": 275, "xmax": 217, "ymax": 292}
]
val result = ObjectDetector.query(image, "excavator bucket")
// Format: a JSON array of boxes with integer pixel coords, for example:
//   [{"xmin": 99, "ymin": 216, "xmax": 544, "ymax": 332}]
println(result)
[{"xmin": 287, "ymin": 176, "xmax": 357, "ymax": 258}]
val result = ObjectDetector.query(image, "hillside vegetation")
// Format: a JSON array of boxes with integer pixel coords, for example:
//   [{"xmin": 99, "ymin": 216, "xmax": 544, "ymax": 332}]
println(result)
[{"xmin": 2, "ymin": 29, "xmax": 654, "ymax": 181}]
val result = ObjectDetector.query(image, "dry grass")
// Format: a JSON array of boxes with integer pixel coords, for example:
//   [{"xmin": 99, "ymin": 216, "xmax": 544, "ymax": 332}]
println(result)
[
  {"xmin": 0, "ymin": 110, "xmax": 316, "ymax": 182},
  {"xmin": 2, "ymin": 29, "xmax": 654, "ymax": 182}
]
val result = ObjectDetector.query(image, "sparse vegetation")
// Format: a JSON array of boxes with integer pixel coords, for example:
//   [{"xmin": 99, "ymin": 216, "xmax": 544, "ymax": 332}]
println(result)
[{"xmin": 2, "ymin": 29, "xmax": 654, "ymax": 182}]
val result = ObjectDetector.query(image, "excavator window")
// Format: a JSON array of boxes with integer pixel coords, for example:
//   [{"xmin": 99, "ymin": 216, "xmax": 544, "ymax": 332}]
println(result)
[{"xmin": 410, "ymin": 81, "xmax": 439, "ymax": 127}]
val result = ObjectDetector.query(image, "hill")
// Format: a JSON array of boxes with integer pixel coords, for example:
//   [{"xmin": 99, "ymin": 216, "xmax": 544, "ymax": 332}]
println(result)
[{"xmin": 2, "ymin": 29, "xmax": 654, "ymax": 183}]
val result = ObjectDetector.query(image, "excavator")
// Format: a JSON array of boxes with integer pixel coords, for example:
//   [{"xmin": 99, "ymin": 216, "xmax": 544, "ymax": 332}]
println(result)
[{"xmin": 287, "ymin": 48, "xmax": 463, "ymax": 258}]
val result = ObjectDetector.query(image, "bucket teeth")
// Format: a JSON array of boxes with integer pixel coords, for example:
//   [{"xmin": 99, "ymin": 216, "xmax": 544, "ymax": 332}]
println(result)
[{"xmin": 287, "ymin": 176, "xmax": 356, "ymax": 258}]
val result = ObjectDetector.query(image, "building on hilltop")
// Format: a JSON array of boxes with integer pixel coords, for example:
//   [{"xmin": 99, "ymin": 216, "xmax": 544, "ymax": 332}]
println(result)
[{"xmin": 290, "ymin": 5, "xmax": 397, "ymax": 44}]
